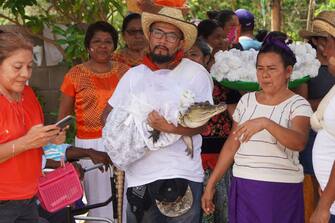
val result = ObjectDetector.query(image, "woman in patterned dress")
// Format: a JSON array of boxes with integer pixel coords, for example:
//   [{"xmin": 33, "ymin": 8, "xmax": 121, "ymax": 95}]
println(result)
[{"xmin": 58, "ymin": 21, "xmax": 128, "ymax": 222}]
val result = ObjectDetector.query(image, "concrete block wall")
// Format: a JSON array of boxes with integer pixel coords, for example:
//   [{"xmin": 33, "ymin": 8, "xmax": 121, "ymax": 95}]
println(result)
[{"xmin": 30, "ymin": 64, "xmax": 69, "ymax": 124}]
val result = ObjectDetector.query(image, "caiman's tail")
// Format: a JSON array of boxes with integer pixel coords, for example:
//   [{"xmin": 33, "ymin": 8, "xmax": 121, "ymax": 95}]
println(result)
[{"xmin": 113, "ymin": 166, "xmax": 125, "ymax": 223}]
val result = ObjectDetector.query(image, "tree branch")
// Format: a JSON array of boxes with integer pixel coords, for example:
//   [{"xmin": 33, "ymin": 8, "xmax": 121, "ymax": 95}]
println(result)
[
  {"xmin": 0, "ymin": 13, "xmax": 65, "ymax": 58},
  {"xmin": 50, "ymin": 0, "xmax": 79, "ymax": 23}
]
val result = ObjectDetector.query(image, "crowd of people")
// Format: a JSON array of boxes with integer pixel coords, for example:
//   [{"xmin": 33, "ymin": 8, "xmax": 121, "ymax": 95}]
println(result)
[{"xmin": 0, "ymin": 2, "xmax": 334, "ymax": 223}]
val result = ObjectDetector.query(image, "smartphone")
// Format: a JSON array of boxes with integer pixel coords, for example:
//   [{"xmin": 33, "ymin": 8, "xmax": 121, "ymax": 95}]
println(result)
[{"xmin": 55, "ymin": 115, "xmax": 75, "ymax": 129}]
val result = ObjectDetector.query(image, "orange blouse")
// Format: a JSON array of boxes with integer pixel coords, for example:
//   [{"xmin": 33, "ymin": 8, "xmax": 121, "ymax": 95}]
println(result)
[
  {"xmin": 0, "ymin": 86, "xmax": 44, "ymax": 200},
  {"xmin": 60, "ymin": 63, "xmax": 129, "ymax": 139},
  {"xmin": 112, "ymin": 49, "xmax": 144, "ymax": 67}
]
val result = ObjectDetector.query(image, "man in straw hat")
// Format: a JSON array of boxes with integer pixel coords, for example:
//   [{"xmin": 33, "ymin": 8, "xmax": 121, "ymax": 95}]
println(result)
[
  {"xmin": 103, "ymin": 6, "xmax": 213, "ymax": 223},
  {"xmin": 298, "ymin": 11, "xmax": 335, "ymax": 221},
  {"xmin": 299, "ymin": 11, "xmax": 334, "ymax": 110},
  {"xmin": 309, "ymin": 10, "xmax": 335, "ymax": 223}
]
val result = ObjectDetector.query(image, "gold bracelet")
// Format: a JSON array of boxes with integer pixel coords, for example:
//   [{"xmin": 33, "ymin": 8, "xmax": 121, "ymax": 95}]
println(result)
[{"xmin": 12, "ymin": 144, "xmax": 15, "ymax": 158}]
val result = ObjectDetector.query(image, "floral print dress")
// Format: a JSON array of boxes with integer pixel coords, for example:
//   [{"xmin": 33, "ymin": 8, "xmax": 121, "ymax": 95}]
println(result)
[{"xmin": 201, "ymin": 80, "xmax": 240, "ymax": 223}]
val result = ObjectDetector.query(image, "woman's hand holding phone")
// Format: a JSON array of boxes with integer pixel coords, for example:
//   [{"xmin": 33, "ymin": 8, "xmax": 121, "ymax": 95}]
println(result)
[{"xmin": 22, "ymin": 124, "xmax": 61, "ymax": 150}]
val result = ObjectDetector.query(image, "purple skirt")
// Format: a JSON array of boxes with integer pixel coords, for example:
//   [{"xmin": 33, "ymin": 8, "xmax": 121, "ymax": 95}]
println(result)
[{"xmin": 228, "ymin": 177, "xmax": 304, "ymax": 223}]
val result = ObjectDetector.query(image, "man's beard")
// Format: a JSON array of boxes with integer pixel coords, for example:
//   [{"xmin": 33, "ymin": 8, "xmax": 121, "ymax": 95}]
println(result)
[
  {"xmin": 150, "ymin": 52, "xmax": 174, "ymax": 64},
  {"xmin": 149, "ymin": 46, "xmax": 175, "ymax": 64}
]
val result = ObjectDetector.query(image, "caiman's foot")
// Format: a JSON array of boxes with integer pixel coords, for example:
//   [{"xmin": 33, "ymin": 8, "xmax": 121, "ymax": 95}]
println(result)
[
  {"xmin": 182, "ymin": 136, "xmax": 194, "ymax": 158},
  {"xmin": 148, "ymin": 129, "xmax": 160, "ymax": 143},
  {"xmin": 185, "ymin": 147, "xmax": 194, "ymax": 158}
]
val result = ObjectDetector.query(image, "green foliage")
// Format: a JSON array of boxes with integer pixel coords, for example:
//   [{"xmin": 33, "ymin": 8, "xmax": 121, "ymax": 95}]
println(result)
[
  {"xmin": 53, "ymin": 25, "xmax": 87, "ymax": 66},
  {"xmin": 188, "ymin": 0, "xmax": 232, "ymax": 19},
  {"xmin": 0, "ymin": 0, "xmax": 125, "ymax": 65},
  {"xmin": 188, "ymin": 0, "xmax": 333, "ymax": 41},
  {"xmin": 0, "ymin": 0, "xmax": 37, "ymax": 15},
  {"xmin": 316, "ymin": 0, "xmax": 335, "ymax": 13},
  {"xmin": 65, "ymin": 122, "xmax": 76, "ymax": 144}
]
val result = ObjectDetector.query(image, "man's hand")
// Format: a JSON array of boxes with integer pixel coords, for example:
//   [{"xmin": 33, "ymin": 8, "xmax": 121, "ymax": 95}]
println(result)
[
  {"xmin": 147, "ymin": 110, "xmax": 174, "ymax": 133},
  {"xmin": 88, "ymin": 149, "xmax": 113, "ymax": 172},
  {"xmin": 72, "ymin": 162, "xmax": 85, "ymax": 180}
]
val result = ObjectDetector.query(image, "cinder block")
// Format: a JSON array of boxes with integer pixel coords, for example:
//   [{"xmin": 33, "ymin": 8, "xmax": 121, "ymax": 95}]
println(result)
[
  {"xmin": 30, "ymin": 67, "xmax": 50, "ymax": 90},
  {"xmin": 44, "ymin": 113, "xmax": 57, "ymax": 125},
  {"xmin": 49, "ymin": 65, "xmax": 69, "ymax": 90},
  {"xmin": 37, "ymin": 90, "xmax": 61, "ymax": 114}
]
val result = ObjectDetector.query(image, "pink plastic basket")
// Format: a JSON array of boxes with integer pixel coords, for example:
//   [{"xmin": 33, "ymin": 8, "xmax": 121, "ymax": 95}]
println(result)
[{"xmin": 37, "ymin": 163, "xmax": 83, "ymax": 213}]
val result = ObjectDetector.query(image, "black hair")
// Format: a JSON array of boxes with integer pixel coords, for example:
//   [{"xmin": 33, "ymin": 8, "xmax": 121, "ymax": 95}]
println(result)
[
  {"xmin": 265, "ymin": 31, "xmax": 293, "ymax": 44},
  {"xmin": 255, "ymin": 29, "xmax": 269, "ymax": 42},
  {"xmin": 197, "ymin": 19, "xmax": 220, "ymax": 39},
  {"xmin": 207, "ymin": 10, "xmax": 220, "ymax": 20},
  {"xmin": 84, "ymin": 21, "xmax": 118, "ymax": 50},
  {"xmin": 121, "ymin": 13, "xmax": 141, "ymax": 33},
  {"xmin": 193, "ymin": 38, "xmax": 211, "ymax": 56},
  {"xmin": 216, "ymin": 10, "xmax": 236, "ymax": 28},
  {"xmin": 257, "ymin": 36, "xmax": 296, "ymax": 68}
]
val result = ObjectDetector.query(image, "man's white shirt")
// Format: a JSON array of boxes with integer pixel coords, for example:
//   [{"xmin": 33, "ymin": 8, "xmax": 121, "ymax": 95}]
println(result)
[{"xmin": 108, "ymin": 58, "xmax": 213, "ymax": 187}]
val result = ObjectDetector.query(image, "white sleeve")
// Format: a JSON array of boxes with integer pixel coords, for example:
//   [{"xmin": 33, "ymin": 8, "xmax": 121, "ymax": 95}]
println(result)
[
  {"xmin": 190, "ymin": 69, "xmax": 214, "ymax": 104},
  {"xmin": 108, "ymin": 70, "xmax": 132, "ymax": 108},
  {"xmin": 290, "ymin": 96, "xmax": 313, "ymax": 120},
  {"xmin": 232, "ymin": 93, "xmax": 249, "ymax": 123}
]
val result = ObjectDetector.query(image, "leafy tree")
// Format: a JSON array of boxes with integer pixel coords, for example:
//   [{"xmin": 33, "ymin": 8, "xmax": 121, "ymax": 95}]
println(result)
[
  {"xmin": 188, "ymin": 0, "xmax": 333, "ymax": 41},
  {"xmin": 0, "ymin": 0, "xmax": 125, "ymax": 65}
]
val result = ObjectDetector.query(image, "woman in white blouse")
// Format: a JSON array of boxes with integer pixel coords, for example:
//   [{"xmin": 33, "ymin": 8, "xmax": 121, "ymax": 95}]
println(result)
[{"xmin": 202, "ymin": 36, "xmax": 312, "ymax": 223}]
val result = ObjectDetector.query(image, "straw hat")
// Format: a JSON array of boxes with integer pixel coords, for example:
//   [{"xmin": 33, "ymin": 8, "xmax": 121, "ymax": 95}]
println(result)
[
  {"xmin": 142, "ymin": 6, "xmax": 197, "ymax": 51},
  {"xmin": 312, "ymin": 10, "xmax": 335, "ymax": 38},
  {"xmin": 299, "ymin": 27, "xmax": 328, "ymax": 39},
  {"xmin": 299, "ymin": 11, "xmax": 332, "ymax": 39}
]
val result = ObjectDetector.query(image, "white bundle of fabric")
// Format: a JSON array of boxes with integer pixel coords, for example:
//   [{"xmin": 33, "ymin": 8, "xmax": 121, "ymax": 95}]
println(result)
[{"xmin": 210, "ymin": 42, "xmax": 320, "ymax": 83}]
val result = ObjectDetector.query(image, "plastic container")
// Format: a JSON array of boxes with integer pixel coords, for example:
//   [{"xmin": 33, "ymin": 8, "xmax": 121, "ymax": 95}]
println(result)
[{"xmin": 37, "ymin": 163, "xmax": 83, "ymax": 213}]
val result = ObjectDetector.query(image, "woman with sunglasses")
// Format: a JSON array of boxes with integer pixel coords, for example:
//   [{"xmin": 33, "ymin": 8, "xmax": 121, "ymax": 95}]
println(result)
[{"xmin": 112, "ymin": 13, "xmax": 148, "ymax": 67}]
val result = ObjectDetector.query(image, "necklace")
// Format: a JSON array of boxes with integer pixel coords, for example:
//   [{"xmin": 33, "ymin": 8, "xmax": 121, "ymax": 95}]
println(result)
[{"xmin": 0, "ymin": 86, "xmax": 21, "ymax": 102}]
